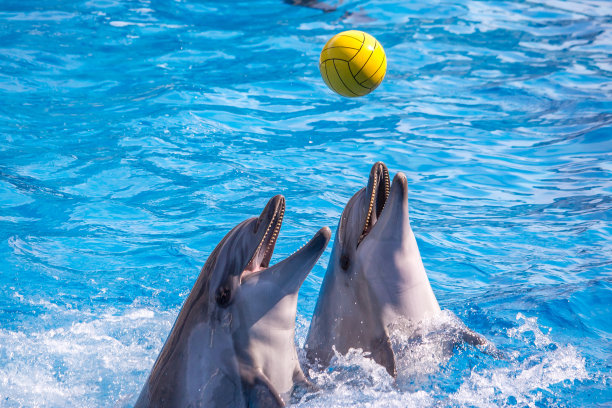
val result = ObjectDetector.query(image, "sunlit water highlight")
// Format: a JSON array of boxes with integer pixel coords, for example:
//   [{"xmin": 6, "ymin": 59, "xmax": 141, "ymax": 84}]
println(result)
[{"xmin": 0, "ymin": 0, "xmax": 610, "ymax": 406}]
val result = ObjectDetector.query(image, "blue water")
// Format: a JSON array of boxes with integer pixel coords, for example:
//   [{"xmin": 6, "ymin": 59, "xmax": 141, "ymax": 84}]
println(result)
[{"xmin": 1, "ymin": 0, "xmax": 611, "ymax": 406}]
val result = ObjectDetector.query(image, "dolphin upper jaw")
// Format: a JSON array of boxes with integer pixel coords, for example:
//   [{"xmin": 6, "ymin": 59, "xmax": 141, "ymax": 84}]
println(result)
[
  {"xmin": 359, "ymin": 161, "xmax": 390, "ymax": 243},
  {"xmin": 361, "ymin": 172, "xmax": 409, "ymax": 242},
  {"xmin": 243, "ymin": 195, "xmax": 286, "ymax": 276}
]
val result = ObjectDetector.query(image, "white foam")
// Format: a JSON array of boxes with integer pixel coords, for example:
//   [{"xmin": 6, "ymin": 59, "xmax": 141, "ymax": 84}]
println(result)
[
  {"xmin": 109, "ymin": 21, "xmax": 145, "ymax": 28},
  {"xmin": 294, "ymin": 311, "xmax": 589, "ymax": 407},
  {"xmin": 0, "ymin": 303, "xmax": 589, "ymax": 407},
  {"xmin": 298, "ymin": 348, "xmax": 434, "ymax": 408},
  {"xmin": 0, "ymin": 304, "xmax": 176, "ymax": 407},
  {"xmin": 450, "ymin": 314, "xmax": 588, "ymax": 407}
]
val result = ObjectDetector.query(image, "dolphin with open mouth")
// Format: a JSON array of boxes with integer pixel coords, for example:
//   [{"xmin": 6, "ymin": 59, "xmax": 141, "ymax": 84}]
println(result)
[
  {"xmin": 305, "ymin": 162, "xmax": 487, "ymax": 377},
  {"xmin": 136, "ymin": 195, "xmax": 330, "ymax": 408}
]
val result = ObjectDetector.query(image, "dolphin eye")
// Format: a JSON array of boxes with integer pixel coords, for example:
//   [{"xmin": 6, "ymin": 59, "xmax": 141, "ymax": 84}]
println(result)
[
  {"xmin": 215, "ymin": 286, "xmax": 231, "ymax": 307},
  {"xmin": 340, "ymin": 254, "xmax": 350, "ymax": 271}
]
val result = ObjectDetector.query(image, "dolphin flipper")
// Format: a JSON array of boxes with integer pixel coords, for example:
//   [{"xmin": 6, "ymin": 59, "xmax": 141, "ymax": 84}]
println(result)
[
  {"xmin": 460, "ymin": 327, "xmax": 507, "ymax": 359},
  {"xmin": 245, "ymin": 383, "xmax": 284, "ymax": 408},
  {"xmin": 461, "ymin": 327, "xmax": 487, "ymax": 346},
  {"xmin": 370, "ymin": 334, "xmax": 397, "ymax": 377},
  {"xmin": 241, "ymin": 366, "xmax": 285, "ymax": 408}
]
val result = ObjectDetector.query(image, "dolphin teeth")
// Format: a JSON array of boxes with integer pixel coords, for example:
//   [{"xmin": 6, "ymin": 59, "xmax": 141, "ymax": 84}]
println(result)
[
  {"xmin": 359, "ymin": 164, "xmax": 391, "ymax": 245},
  {"xmin": 364, "ymin": 176, "xmax": 377, "ymax": 235},
  {"xmin": 261, "ymin": 210, "xmax": 284, "ymax": 267},
  {"xmin": 285, "ymin": 229, "xmax": 319, "ymax": 259},
  {"xmin": 245, "ymin": 200, "xmax": 285, "ymax": 274}
]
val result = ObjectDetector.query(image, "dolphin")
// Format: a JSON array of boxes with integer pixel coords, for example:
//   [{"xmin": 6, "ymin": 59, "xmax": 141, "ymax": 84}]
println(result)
[
  {"xmin": 304, "ymin": 162, "xmax": 486, "ymax": 377},
  {"xmin": 283, "ymin": 0, "xmax": 340, "ymax": 12},
  {"xmin": 136, "ymin": 195, "xmax": 331, "ymax": 408}
]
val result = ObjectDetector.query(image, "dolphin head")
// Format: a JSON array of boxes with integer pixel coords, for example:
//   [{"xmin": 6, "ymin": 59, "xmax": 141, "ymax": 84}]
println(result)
[
  {"xmin": 358, "ymin": 170, "xmax": 441, "ymax": 319},
  {"xmin": 142, "ymin": 195, "xmax": 330, "ymax": 407},
  {"xmin": 306, "ymin": 162, "xmax": 439, "ymax": 378},
  {"xmin": 201, "ymin": 195, "xmax": 330, "ymax": 401},
  {"xmin": 200, "ymin": 194, "xmax": 331, "ymax": 329},
  {"xmin": 330, "ymin": 163, "xmax": 440, "ymax": 321},
  {"xmin": 332, "ymin": 161, "xmax": 390, "ymax": 276},
  {"xmin": 201, "ymin": 194, "xmax": 288, "ymax": 315}
]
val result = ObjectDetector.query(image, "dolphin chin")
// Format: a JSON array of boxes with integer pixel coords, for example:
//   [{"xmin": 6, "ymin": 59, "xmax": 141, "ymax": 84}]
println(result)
[
  {"xmin": 305, "ymin": 162, "xmax": 488, "ymax": 378},
  {"xmin": 136, "ymin": 195, "xmax": 330, "ymax": 408}
]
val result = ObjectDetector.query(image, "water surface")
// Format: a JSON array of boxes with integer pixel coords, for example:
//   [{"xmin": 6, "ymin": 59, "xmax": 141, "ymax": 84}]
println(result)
[{"xmin": 0, "ymin": 0, "xmax": 611, "ymax": 406}]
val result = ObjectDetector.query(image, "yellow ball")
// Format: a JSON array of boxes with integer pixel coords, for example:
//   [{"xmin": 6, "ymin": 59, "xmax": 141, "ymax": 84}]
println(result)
[{"xmin": 319, "ymin": 30, "xmax": 387, "ymax": 98}]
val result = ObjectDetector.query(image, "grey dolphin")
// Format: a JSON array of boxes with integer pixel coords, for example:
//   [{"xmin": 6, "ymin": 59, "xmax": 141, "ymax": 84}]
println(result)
[
  {"xmin": 305, "ymin": 162, "xmax": 485, "ymax": 377},
  {"xmin": 136, "ymin": 195, "xmax": 331, "ymax": 408}
]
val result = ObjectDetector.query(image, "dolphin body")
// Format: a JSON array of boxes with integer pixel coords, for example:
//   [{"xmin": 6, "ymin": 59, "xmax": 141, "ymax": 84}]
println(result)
[
  {"xmin": 305, "ymin": 162, "xmax": 485, "ymax": 377},
  {"xmin": 136, "ymin": 195, "xmax": 330, "ymax": 408}
]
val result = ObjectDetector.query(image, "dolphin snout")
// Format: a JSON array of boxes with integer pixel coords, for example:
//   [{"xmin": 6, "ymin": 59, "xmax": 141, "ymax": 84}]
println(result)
[
  {"xmin": 255, "ymin": 194, "xmax": 285, "ymax": 232},
  {"xmin": 313, "ymin": 226, "xmax": 332, "ymax": 249},
  {"xmin": 390, "ymin": 172, "xmax": 408, "ymax": 204}
]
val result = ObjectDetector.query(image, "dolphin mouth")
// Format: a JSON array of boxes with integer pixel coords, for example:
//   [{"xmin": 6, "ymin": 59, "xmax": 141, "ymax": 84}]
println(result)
[
  {"xmin": 244, "ymin": 196, "xmax": 285, "ymax": 275},
  {"xmin": 242, "ymin": 196, "xmax": 330, "ymax": 285},
  {"xmin": 359, "ymin": 162, "xmax": 390, "ymax": 244}
]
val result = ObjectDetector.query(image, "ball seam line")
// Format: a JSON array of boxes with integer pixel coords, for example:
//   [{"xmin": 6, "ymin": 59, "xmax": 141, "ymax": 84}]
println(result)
[
  {"xmin": 320, "ymin": 61, "xmax": 330, "ymax": 90},
  {"xmin": 336, "ymin": 33, "xmax": 363, "ymax": 42},
  {"xmin": 332, "ymin": 60, "xmax": 358, "ymax": 97},
  {"xmin": 320, "ymin": 57, "xmax": 362, "ymax": 65},
  {"xmin": 347, "ymin": 38, "xmax": 366, "ymax": 69},
  {"xmin": 319, "ymin": 58, "xmax": 374, "ymax": 92},
  {"xmin": 353, "ymin": 40, "xmax": 377, "ymax": 80},
  {"xmin": 323, "ymin": 60, "xmax": 342, "ymax": 96},
  {"xmin": 322, "ymin": 46, "xmax": 361, "ymax": 52},
  {"xmin": 323, "ymin": 60, "xmax": 336, "ymax": 95},
  {"xmin": 360, "ymin": 51, "xmax": 386, "ymax": 87}
]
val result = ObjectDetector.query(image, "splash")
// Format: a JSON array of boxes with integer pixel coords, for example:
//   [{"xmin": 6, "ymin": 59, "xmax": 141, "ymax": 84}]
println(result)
[
  {"xmin": 294, "ymin": 311, "xmax": 589, "ymax": 408},
  {"xmin": 388, "ymin": 310, "xmax": 494, "ymax": 389},
  {"xmin": 449, "ymin": 313, "xmax": 589, "ymax": 408},
  {"xmin": 298, "ymin": 347, "xmax": 433, "ymax": 408},
  {"xmin": 0, "ymin": 301, "xmax": 176, "ymax": 408}
]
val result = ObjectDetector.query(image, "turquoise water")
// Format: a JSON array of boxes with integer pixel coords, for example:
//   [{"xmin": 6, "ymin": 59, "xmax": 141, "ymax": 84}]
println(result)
[{"xmin": 1, "ymin": 0, "xmax": 611, "ymax": 406}]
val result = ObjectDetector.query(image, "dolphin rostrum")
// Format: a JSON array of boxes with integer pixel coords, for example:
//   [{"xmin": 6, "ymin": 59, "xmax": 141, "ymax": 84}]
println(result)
[
  {"xmin": 305, "ymin": 162, "xmax": 486, "ymax": 377},
  {"xmin": 136, "ymin": 195, "xmax": 331, "ymax": 407}
]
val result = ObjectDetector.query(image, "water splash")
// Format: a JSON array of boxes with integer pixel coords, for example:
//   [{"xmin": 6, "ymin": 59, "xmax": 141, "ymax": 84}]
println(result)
[
  {"xmin": 294, "ymin": 311, "xmax": 589, "ymax": 408},
  {"xmin": 450, "ymin": 313, "xmax": 589, "ymax": 407},
  {"xmin": 0, "ymin": 301, "xmax": 176, "ymax": 408}
]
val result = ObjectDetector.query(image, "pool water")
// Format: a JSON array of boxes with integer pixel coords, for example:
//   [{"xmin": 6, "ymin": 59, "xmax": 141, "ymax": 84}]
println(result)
[{"xmin": 1, "ymin": 0, "xmax": 611, "ymax": 406}]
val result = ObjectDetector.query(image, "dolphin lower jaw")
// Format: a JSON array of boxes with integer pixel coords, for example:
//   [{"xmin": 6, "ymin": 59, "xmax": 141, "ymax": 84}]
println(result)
[
  {"xmin": 236, "ymin": 227, "xmax": 330, "ymax": 403},
  {"xmin": 271, "ymin": 227, "xmax": 331, "ymax": 292}
]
